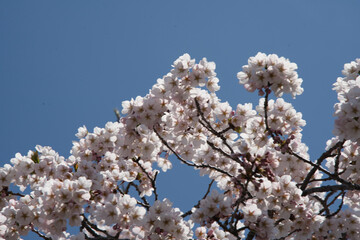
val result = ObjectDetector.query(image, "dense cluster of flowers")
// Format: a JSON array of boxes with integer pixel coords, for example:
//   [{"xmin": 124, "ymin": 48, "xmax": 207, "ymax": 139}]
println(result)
[
  {"xmin": 237, "ymin": 52, "xmax": 304, "ymax": 98},
  {"xmin": 333, "ymin": 58, "xmax": 360, "ymax": 142},
  {"xmin": 1, "ymin": 53, "xmax": 360, "ymax": 239},
  {"xmin": 191, "ymin": 190, "xmax": 233, "ymax": 224},
  {"xmin": 0, "ymin": 146, "xmax": 91, "ymax": 239}
]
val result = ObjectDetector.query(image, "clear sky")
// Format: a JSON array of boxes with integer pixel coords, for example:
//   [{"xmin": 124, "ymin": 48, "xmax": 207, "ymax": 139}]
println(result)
[{"xmin": 1, "ymin": 1, "xmax": 360, "ymax": 239}]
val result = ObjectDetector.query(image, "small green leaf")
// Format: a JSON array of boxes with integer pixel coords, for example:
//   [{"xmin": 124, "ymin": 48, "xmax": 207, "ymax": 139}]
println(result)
[
  {"xmin": 235, "ymin": 126, "xmax": 242, "ymax": 133},
  {"xmin": 74, "ymin": 162, "xmax": 79, "ymax": 172},
  {"xmin": 31, "ymin": 151, "xmax": 40, "ymax": 163},
  {"xmin": 136, "ymin": 172, "xmax": 142, "ymax": 181}
]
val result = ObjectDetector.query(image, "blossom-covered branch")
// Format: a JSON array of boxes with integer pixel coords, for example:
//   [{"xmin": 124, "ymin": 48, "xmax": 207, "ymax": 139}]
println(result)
[{"xmin": 0, "ymin": 53, "xmax": 359, "ymax": 240}]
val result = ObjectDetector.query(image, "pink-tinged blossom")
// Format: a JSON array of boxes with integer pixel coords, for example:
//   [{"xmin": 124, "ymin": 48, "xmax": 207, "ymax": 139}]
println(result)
[
  {"xmin": 243, "ymin": 204, "xmax": 262, "ymax": 222},
  {"xmin": 1, "ymin": 54, "xmax": 360, "ymax": 239},
  {"xmin": 333, "ymin": 60, "xmax": 360, "ymax": 143},
  {"xmin": 237, "ymin": 52, "xmax": 303, "ymax": 98},
  {"xmin": 171, "ymin": 53, "xmax": 195, "ymax": 78},
  {"xmin": 75, "ymin": 125, "xmax": 88, "ymax": 139}
]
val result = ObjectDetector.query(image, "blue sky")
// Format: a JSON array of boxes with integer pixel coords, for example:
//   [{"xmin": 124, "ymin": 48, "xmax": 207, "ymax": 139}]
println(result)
[{"xmin": 1, "ymin": 1, "xmax": 360, "ymax": 238}]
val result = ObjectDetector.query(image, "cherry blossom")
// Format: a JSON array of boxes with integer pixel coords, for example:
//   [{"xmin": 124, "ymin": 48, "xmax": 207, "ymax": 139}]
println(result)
[{"xmin": 1, "ymin": 53, "xmax": 360, "ymax": 239}]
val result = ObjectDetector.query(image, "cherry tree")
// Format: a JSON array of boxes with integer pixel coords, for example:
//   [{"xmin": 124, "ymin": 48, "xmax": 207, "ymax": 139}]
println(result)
[{"xmin": 1, "ymin": 53, "xmax": 360, "ymax": 240}]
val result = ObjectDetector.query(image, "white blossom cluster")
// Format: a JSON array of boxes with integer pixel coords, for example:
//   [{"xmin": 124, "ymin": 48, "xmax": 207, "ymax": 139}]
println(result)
[
  {"xmin": 237, "ymin": 52, "xmax": 304, "ymax": 98},
  {"xmin": 325, "ymin": 137, "xmax": 360, "ymax": 216},
  {"xmin": 247, "ymin": 176, "xmax": 325, "ymax": 240},
  {"xmin": 1, "ymin": 54, "xmax": 360, "ymax": 239},
  {"xmin": 89, "ymin": 193, "xmax": 146, "ymax": 238},
  {"xmin": 326, "ymin": 138, "xmax": 360, "ymax": 186},
  {"xmin": 191, "ymin": 190, "xmax": 232, "ymax": 224},
  {"xmin": 194, "ymin": 222, "xmax": 243, "ymax": 240},
  {"xmin": 143, "ymin": 199, "xmax": 193, "ymax": 239},
  {"xmin": 0, "ymin": 146, "xmax": 92, "ymax": 239},
  {"xmin": 333, "ymin": 58, "xmax": 360, "ymax": 143},
  {"xmin": 316, "ymin": 210, "xmax": 360, "ymax": 239}
]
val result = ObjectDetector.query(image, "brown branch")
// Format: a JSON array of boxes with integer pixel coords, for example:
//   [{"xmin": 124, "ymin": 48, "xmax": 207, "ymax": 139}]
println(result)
[
  {"xmin": 274, "ymin": 229, "xmax": 301, "ymax": 240},
  {"xmin": 312, "ymin": 195, "xmax": 331, "ymax": 216},
  {"xmin": 300, "ymin": 140, "xmax": 345, "ymax": 191},
  {"xmin": 1, "ymin": 187, "xmax": 26, "ymax": 198},
  {"xmin": 117, "ymin": 185, "xmax": 150, "ymax": 210},
  {"xmin": 181, "ymin": 179, "xmax": 215, "ymax": 218},
  {"xmin": 206, "ymin": 140, "xmax": 242, "ymax": 165},
  {"xmin": 334, "ymin": 142, "xmax": 342, "ymax": 174},
  {"xmin": 153, "ymin": 127, "xmax": 236, "ymax": 180},
  {"xmin": 215, "ymin": 219, "xmax": 242, "ymax": 240},
  {"xmin": 81, "ymin": 214, "xmax": 125, "ymax": 240},
  {"xmin": 31, "ymin": 228, "xmax": 52, "ymax": 240},
  {"xmin": 219, "ymin": 125, "xmax": 233, "ymax": 135},
  {"xmin": 194, "ymin": 98, "xmax": 235, "ymax": 154},
  {"xmin": 82, "ymin": 214, "xmax": 110, "ymax": 236},
  {"xmin": 289, "ymin": 148, "xmax": 360, "ymax": 193},
  {"xmin": 81, "ymin": 215, "xmax": 102, "ymax": 238},
  {"xmin": 314, "ymin": 190, "xmax": 343, "ymax": 217},
  {"xmin": 245, "ymin": 231, "xmax": 255, "ymax": 240},
  {"xmin": 327, "ymin": 191, "xmax": 345, "ymax": 218},
  {"xmin": 302, "ymin": 184, "xmax": 360, "ymax": 195},
  {"xmin": 261, "ymin": 92, "xmax": 360, "ymax": 199},
  {"xmin": 128, "ymin": 182, "xmax": 150, "ymax": 208},
  {"xmin": 132, "ymin": 157, "xmax": 159, "ymax": 200},
  {"xmin": 263, "ymin": 89, "xmax": 276, "ymax": 139}
]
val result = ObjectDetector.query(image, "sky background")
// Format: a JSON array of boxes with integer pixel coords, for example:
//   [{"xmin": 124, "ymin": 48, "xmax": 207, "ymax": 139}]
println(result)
[{"xmin": 1, "ymin": 1, "xmax": 360, "ymax": 239}]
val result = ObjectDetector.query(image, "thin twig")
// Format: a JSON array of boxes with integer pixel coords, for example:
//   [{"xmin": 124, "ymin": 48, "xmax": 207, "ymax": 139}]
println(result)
[
  {"xmin": 82, "ymin": 214, "xmax": 112, "ymax": 238},
  {"xmin": 327, "ymin": 191, "xmax": 346, "ymax": 218},
  {"xmin": 114, "ymin": 108, "xmax": 121, "ymax": 122},
  {"xmin": 245, "ymin": 231, "xmax": 255, "ymax": 240},
  {"xmin": 128, "ymin": 182, "xmax": 150, "ymax": 208},
  {"xmin": 132, "ymin": 157, "xmax": 159, "ymax": 200},
  {"xmin": 206, "ymin": 140, "xmax": 242, "ymax": 165},
  {"xmin": 274, "ymin": 229, "xmax": 301, "ymax": 240},
  {"xmin": 117, "ymin": 185, "xmax": 150, "ymax": 209},
  {"xmin": 154, "ymin": 127, "xmax": 236, "ymax": 180},
  {"xmin": 181, "ymin": 179, "xmax": 215, "ymax": 218},
  {"xmin": 31, "ymin": 228, "xmax": 52, "ymax": 240},
  {"xmin": 194, "ymin": 98, "xmax": 235, "ymax": 154},
  {"xmin": 301, "ymin": 140, "xmax": 345, "ymax": 191}
]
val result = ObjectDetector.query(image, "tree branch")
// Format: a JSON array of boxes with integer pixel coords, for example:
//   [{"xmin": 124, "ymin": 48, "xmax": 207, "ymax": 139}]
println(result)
[
  {"xmin": 302, "ymin": 184, "xmax": 358, "ymax": 195},
  {"xmin": 194, "ymin": 97, "xmax": 235, "ymax": 154},
  {"xmin": 81, "ymin": 214, "xmax": 121, "ymax": 239},
  {"xmin": 301, "ymin": 140, "xmax": 345, "ymax": 191},
  {"xmin": 154, "ymin": 127, "xmax": 237, "ymax": 180},
  {"xmin": 181, "ymin": 179, "xmax": 214, "ymax": 218},
  {"xmin": 132, "ymin": 157, "xmax": 159, "ymax": 200},
  {"xmin": 31, "ymin": 228, "xmax": 52, "ymax": 240}
]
